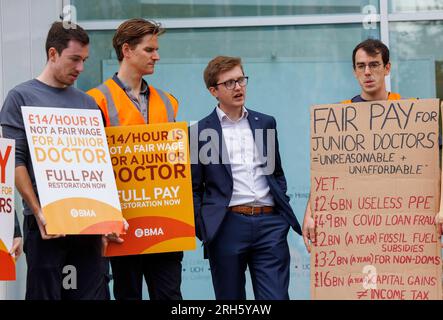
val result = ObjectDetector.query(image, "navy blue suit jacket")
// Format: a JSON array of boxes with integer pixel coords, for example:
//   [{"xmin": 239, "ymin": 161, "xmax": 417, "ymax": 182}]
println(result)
[{"xmin": 191, "ymin": 108, "xmax": 302, "ymax": 246}]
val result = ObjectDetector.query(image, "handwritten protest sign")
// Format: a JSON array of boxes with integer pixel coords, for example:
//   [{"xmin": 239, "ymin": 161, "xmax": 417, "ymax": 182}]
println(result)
[
  {"xmin": 22, "ymin": 107, "xmax": 124, "ymax": 235},
  {"xmin": 0, "ymin": 138, "xmax": 15, "ymax": 280},
  {"xmin": 310, "ymin": 99, "xmax": 442, "ymax": 300},
  {"xmin": 105, "ymin": 123, "xmax": 195, "ymax": 256}
]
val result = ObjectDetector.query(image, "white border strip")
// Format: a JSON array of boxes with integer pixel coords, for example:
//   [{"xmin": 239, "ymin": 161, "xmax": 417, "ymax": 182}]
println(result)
[
  {"xmin": 389, "ymin": 11, "xmax": 443, "ymax": 22},
  {"xmin": 80, "ymin": 14, "xmax": 380, "ymax": 30},
  {"xmin": 79, "ymin": 12, "xmax": 443, "ymax": 31},
  {"xmin": 379, "ymin": 0, "xmax": 391, "ymax": 91},
  {"xmin": 379, "ymin": 0, "xmax": 389, "ymax": 46}
]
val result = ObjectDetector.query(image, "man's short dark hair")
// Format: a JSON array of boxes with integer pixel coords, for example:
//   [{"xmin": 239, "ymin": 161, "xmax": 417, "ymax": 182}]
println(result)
[
  {"xmin": 45, "ymin": 21, "xmax": 89, "ymax": 60},
  {"xmin": 352, "ymin": 39, "xmax": 390, "ymax": 69}
]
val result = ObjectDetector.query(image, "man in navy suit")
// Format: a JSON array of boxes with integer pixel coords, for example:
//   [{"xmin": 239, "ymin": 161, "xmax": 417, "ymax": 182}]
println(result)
[{"xmin": 191, "ymin": 56, "xmax": 302, "ymax": 300}]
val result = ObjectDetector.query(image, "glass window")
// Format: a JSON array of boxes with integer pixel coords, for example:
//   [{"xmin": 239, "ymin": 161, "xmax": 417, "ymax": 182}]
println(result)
[
  {"xmin": 72, "ymin": 0, "xmax": 379, "ymax": 20},
  {"xmin": 79, "ymin": 24, "xmax": 378, "ymax": 299},
  {"xmin": 389, "ymin": 21, "xmax": 443, "ymax": 99},
  {"xmin": 390, "ymin": 0, "xmax": 443, "ymax": 13}
]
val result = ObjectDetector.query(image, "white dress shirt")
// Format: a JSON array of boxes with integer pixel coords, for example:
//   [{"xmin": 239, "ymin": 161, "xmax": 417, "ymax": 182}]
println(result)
[{"xmin": 216, "ymin": 106, "xmax": 274, "ymax": 207}]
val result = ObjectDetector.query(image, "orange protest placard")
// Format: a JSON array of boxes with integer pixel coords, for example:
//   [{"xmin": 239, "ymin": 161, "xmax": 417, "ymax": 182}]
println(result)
[
  {"xmin": 0, "ymin": 138, "xmax": 15, "ymax": 280},
  {"xmin": 310, "ymin": 99, "xmax": 442, "ymax": 300},
  {"xmin": 105, "ymin": 122, "xmax": 195, "ymax": 256}
]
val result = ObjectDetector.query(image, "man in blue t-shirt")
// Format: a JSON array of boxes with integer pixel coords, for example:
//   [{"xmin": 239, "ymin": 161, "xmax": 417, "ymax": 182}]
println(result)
[{"xmin": 0, "ymin": 21, "xmax": 113, "ymax": 300}]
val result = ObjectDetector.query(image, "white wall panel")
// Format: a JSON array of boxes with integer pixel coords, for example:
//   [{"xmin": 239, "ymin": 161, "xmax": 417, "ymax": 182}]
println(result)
[{"xmin": 0, "ymin": 0, "xmax": 62, "ymax": 300}]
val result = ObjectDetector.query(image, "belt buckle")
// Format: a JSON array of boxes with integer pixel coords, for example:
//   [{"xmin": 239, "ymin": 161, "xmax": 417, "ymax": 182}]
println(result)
[{"xmin": 250, "ymin": 206, "xmax": 255, "ymax": 215}]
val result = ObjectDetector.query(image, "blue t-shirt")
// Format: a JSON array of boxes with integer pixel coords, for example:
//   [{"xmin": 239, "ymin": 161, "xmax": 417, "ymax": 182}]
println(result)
[
  {"xmin": 0, "ymin": 79, "xmax": 99, "ymax": 216},
  {"xmin": 349, "ymin": 95, "xmax": 367, "ymax": 102}
]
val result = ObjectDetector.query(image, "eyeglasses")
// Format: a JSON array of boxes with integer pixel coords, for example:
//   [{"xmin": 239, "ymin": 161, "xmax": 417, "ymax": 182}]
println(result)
[
  {"xmin": 216, "ymin": 76, "xmax": 249, "ymax": 90},
  {"xmin": 355, "ymin": 62, "xmax": 383, "ymax": 72}
]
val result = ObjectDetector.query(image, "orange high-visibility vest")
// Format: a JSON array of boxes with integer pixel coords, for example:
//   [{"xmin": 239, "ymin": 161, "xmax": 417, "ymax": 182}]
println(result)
[
  {"xmin": 87, "ymin": 78, "xmax": 178, "ymax": 126},
  {"xmin": 341, "ymin": 92, "xmax": 402, "ymax": 104}
]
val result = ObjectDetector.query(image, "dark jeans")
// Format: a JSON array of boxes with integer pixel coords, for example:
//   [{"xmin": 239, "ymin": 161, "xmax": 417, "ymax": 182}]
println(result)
[
  {"xmin": 23, "ymin": 215, "xmax": 110, "ymax": 300},
  {"xmin": 110, "ymin": 251, "xmax": 183, "ymax": 300}
]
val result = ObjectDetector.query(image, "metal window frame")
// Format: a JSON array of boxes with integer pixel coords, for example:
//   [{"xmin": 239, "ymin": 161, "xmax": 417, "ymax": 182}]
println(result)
[
  {"xmin": 78, "ymin": 1, "xmax": 443, "ymax": 29},
  {"xmin": 81, "ymin": 14, "xmax": 380, "ymax": 30},
  {"xmin": 77, "ymin": 0, "xmax": 443, "ymax": 89}
]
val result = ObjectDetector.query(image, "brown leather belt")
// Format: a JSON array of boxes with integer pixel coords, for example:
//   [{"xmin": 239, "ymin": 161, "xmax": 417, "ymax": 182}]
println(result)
[{"xmin": 229, "ymin": 205, "xmax": 274, "ymax": 216}]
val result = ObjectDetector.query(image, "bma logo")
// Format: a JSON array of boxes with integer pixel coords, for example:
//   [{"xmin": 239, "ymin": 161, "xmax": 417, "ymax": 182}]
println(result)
[
  {"xmin": 134, "ymin": 227, "xmax": 164, "ymax": 238},
  {"xmin": 70, "ymin": 208, "xmax": 97, "ymax": 218}
]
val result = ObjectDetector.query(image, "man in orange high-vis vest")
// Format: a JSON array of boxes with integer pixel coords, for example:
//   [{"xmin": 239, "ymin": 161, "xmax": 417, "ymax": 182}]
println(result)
[
  {"xmin": 302, "ymin": 39, "xmax": 410, "ymax": 253},
  {"xmin": 87, "ymin": 18, "xmax": 182, "ymax": 301}
]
